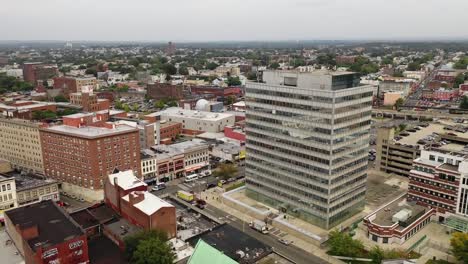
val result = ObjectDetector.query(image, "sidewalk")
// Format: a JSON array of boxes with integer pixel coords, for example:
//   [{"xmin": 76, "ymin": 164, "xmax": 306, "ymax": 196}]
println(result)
[{"xmin": 202, "ymin": 188, "xmax": 344, "ymax": 264}]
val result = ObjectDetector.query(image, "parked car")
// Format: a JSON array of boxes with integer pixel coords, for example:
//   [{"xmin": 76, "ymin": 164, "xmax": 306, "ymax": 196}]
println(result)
[
  {"xmin": 152, "ymin": 182, "xmax": 166, "ymax": 191},
  {"xmin": 278, "ymin": 238, "xmax": 293, "ymax": 245}
]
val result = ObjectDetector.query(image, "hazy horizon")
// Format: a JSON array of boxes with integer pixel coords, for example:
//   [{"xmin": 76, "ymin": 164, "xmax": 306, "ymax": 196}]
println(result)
[{"xmin": 2, "ymin": 0, "xmax": 468, "ymax": 42}]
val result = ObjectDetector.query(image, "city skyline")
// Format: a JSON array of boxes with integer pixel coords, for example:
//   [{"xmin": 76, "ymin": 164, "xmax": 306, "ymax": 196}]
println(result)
[{"xmin": 2, "ymin": 0, "xmax": 468, "ymax": 41}]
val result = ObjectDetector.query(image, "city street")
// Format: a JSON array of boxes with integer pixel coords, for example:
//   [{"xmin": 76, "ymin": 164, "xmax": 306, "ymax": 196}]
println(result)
[{"xmin": 203, "ymin": 204, "xmax": 330, "ymax": 264}]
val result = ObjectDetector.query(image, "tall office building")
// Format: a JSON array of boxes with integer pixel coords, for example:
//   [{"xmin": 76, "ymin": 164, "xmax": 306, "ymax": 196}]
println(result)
[{"xmin": 245, "ymin": 70, "xmax": 373, "ymax": 229}]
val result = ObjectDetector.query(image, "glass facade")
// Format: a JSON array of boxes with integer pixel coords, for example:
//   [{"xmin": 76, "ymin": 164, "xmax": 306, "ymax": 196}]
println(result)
[{"xmin": 245, "ymin": 71, "xmax": 373, "ymax": 229}]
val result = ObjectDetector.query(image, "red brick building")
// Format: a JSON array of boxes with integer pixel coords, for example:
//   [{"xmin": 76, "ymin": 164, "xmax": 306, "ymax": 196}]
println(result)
[
  {"xmin": 363, "ymin": 194, "xmax": 435, "ymax": 245},
  {"xmin": 4, "ymin": 200, "xmax": 89, "ymax": 264},
  {"xmin": 104, "ymin": 170, "xmax": 176, "ymax": 238},
  {"xmin": 147, "ymin": 83, "xmax": 184, "ymax": 100},
  {"xmin": 336, "ymin": 55, "xmax": 357, "ymax": 65},
  {"xmin": 70, "ymin": 92, "xmax": 110, "ymax": 112},
  {"xmin": 189, "ymin": 86, "xmax": 243, "ymax": 98},
  {"xmin": 224, "ymin": 126, "xmax": 246, "ymax": 142},
  {"xmin": 53, "ymin": 76, "xmax": 98, "ymax": 97},
  {"xmin": 0, "ymin": 101, "xmax": 57, "ymax": 120},
  {"xmin": 23, "ymin": 63, "xmax": 58, "ymax": 85},
  {"xmin": 159, "ymin": 121, "xmax": 182, "ymax": 143},
  {"xmin": 40, "ymin": 114, "xmax": 141, "ymax": 201}
]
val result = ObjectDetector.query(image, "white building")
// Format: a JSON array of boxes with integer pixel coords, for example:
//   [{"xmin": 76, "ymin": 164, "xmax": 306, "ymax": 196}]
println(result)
[
  {"xmin": 155, "ymin": 107, "xmax": 235, "ymax": 133},
  {"xmin": 0, "ymin": 176, "xmax": 17, "ymax": 221}
]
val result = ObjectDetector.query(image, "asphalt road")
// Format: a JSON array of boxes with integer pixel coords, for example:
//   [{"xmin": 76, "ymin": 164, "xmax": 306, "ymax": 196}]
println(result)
[{"xmin": 204, "ymin": 204, "xmax": 329, "ymax": 264}]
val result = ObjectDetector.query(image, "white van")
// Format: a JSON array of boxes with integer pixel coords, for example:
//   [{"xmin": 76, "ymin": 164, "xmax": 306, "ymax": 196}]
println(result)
[{"xmin": 185, "ymin": 174, "xmax": 199, "ymax": 183}]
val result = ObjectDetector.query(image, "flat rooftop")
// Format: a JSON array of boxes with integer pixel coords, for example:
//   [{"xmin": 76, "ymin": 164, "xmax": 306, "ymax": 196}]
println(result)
[
  {"xmin": 0, "ymin": 172, "xmax": 56, "ymax": 192},
  {"xmin": 158, "ymin": 107, "xmax": 234, "ymax": 121},
  {"xmin": 371, "ymin": 195, "xmax": 426, "ymax": 229},
  {"xmin": 5, "ymin": 200, "xmax": 84, "ymax": 252},
  {"xmin": 187, "ymin": 224, "xmax": 271, "ymax": 263},
  {"xmin": 104, "ymin": 218, "xmax": 141, "ymax": 242},
  {"xmin": 70, "ymin": 209, "xmax": 100, "ymax": 229},
  {"xmin": 43, "ymin": 123, "xmax": 137, "ymax": 138}
]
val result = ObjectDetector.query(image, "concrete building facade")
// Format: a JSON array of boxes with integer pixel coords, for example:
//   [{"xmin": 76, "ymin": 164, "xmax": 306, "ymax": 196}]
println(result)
[
  {"xmin": 245, "ymin": 70, "xmax": 373, "ymax": 229},
  {"xmin": 0, "ymin": 117, "xmax": 44, "ymax": 174}
]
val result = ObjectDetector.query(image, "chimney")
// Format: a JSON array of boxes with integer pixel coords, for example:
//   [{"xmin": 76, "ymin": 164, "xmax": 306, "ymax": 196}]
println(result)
[{"xmin": 129, "ymin": 191, "xmax": 145, "ymax": 205}]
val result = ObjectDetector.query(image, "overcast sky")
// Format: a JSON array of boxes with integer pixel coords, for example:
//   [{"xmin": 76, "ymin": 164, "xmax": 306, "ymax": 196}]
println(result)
[{"xmin": 1, "ymin": 0, "xmax": 467, "ymax": 41}]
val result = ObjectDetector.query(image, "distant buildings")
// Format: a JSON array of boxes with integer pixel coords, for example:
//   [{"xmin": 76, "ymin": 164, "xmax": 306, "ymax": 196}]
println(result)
[
  {"xmin": 165, "ymin": 41, "xmax": 176, "ymax": 56},
  {"xmin": 378, "ymin": 77, "xmax": 416, "ymax": 98},
  {"xmin": 53, "ymin": 76, "xmax": 98, "ymax": 97},
  {"xmin": 147, "ymin": 107, "xmax": 235, "ymax": 134},
  {"xmin": 336, "ymin": 55, "xmax": 357, "ymax": 65},
  {"xmin": 146, "ymin": 83, "xmax": 184, "ymax": 101},
  {"xmin": 4, "ymin": 200, "xmax": 89, "ymax": 264},
  {"xmin": 245, "ymin": 70, "xmax": 373, "ymax": 229},
  {"xmin": 0, "ymin": 101, "xmax": 57, "ymax": 120},
  {"xmin": 70, "ymin": 91, "xmax": 110, "ymax": 112},
  {"xmin": 40, "ymin": 114, "xmax": 141, "ymax": 200},
  {"xmin": 140, "ymin": 146, "xmax": 185, "ymax": 183},
  {"xmin": 0, "ymin": 117, "xmax": 45, "ymax": 174},
  {"xmin": 22, "ymin": 62, "xmax": 58, "ymax": 85}
]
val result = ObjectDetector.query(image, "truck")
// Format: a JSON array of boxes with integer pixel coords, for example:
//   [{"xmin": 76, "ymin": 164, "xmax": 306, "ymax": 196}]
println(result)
[
  {"xmin": 177, "ymin": 191, "xmax": 194, "ymax": 202},
  {"xmin": 249, "ymin": 220, "xmax": 269, "ymax": 234}
]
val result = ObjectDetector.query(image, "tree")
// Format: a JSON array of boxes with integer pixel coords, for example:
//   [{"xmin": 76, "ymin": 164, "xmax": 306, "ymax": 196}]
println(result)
[
  {"xmin": 54, "ymin": 95, "xmax": 68, "ymax": 102},
  {"xmin": 85, "ymin": 68, "xmax": 97, "ymax": 76},
  {"xmin": 454, "ymin": 73, "xmax": 466, "ymax": 88},
  {"xmin": 398, "ymin": 123, "xmax": 407, "ymax": 133},
  {"xmin": 226, "ymin": 95, "xmax": 236, "ymax": 105},
  {"xmin": 269, "ymin": 62, "xmax": 280, "ymax": 69},
  {"xmin": 206, "ymin": 62, "xmax": 219, "ymax": 70},
  {"xmin": 124, "ymin": 230, "xmax": 172, "ymax": 263},
  {"xmin": 454, "ymin": 56, "xmax": 468, "ymax": 70},
  {"xmin": 460, "ymin": 96, "xmax": 468, "ymax": 110},
  {"xmin": 327, "ymin": 230, "xmax": 364, "ymax": 258},
  {"xmin": 123, "ymin": 104, "xmax": 131, "ymax": 112},
  {"xmin": 226, "ymin": 76, "xmax": 241, "ymax": 86},
  {"xmin": 213, "ymin": 163, "xmax": 238, "ymax": 180},
  {"xmin": 369, "ymin": 246, "xmax": 385, "ymax": 264},
  {"xmin": 161, "ymin": 63, "xmax": 177, "ymax": 75},
  {"xmin": 131, "ymin": 237, "xmax": 175, "ymax": 264},
  {"xmin": 407, "ymin": 62, "xmax": 420, "ymax": 71},
  {"xmin": 394, "ymin": 98, "xmax": 404, "ymax": 110},
  {"xmin": 179, "ymin": 66, "xmax": 189, "ymax": 75},
  {"xmin": 167, "ymin": 100, "xmax": 178, "ymax": 107},
  {"xmin": 450, "ymin": 232, "xmax": 468, "ymax": 263},
  {"xmin": 154, "ymin": 100, "xmax": 165, "ymax": 109},
  {"xmin": 32, "ymin": 110, "xmax": 57, "ymax": 120}
]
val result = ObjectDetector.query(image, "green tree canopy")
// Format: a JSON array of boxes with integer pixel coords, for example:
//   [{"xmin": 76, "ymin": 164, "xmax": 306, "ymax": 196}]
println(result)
[
  {"xmin": 54, "ymin": 95, "xmax": 68, "ymax": 102},
  {"xmin": 226, "ymin": 76, "xmax": 241, "ymax": 86},
  {"xmin": 161, "ymin": 63, "xmax": 177, "ymax": 75},
  {"xmin": 450, "ymin": 232, "xmax": 468, "ymax": 263},
  {"xmin": 327, "ymin": 230, "xmax": 365, "ymax": 258},
  {"xmin": 460, "ymin": 96, "xmax": 468, "ymax": 110},
  {"xmin": 213, "ymin": 163, "xmax": 238, "ymax": 180},
  {"xmin": 123, "ymin": 230, "xmax": 173, "ymax": 263},
  {"xmin": 454, "ymin": 56, "xmax": 468, "ymax": 70},
  {"xmin": 269, "ymin": 62, "xmax": 280, "ymax": 69},
  {"xmin": 394, "ymin": 98, "xmax": 404, "ymax": 110},
  {"xmin": 32, "ymin": 110, "xmax": 57, "ymax": 120},
  {"xmin": 206, "ymin": 62, "xmax": 219, "ymax": 70}
]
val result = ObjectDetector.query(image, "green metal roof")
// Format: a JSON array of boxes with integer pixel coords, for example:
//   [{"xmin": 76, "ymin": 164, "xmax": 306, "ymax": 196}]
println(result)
[
  {"xmin": 188, "ymin": 239, "xmax": 238, "ymax": 264},
  {"xmin": 444, "ymin": 215, "xmax": 468, "ymax": 232}
]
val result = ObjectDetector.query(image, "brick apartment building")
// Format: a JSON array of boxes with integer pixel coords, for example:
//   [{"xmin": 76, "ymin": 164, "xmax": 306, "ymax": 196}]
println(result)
[
  {"xmin": 40, "ymin": 114, "xmax": 141, "ymax": 201},
  {"xmin": 53, "ymin": 76, "xmax": 98, "ymax": 97},
  {"xmin": 70, "ymin": 92, "xmax": 110, "ymax": 112},
  {"xmin": 23, "ymin": 63, "xmax": 58, "ymax": 85},
  {"xmin": 146, "ymin": 83, "xmax": 184, "ymax": 100},
  {"xmin": 407, "ymin": 149, "xmax": 466, "ymax": 218},
  {"xmin": 104, "ymin": 170, "xmax": 176, "ymax": 238},
  {"xmin": 4, "ymin": 200, "xmax": 89, "ymax": 264},
  {"xmin": 159, "ymin": 121, "xmax": 182, "ymax": 144},
  {"xmin": 189, "ymin": 86, "xmax": 243, "ymax": 98}
]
